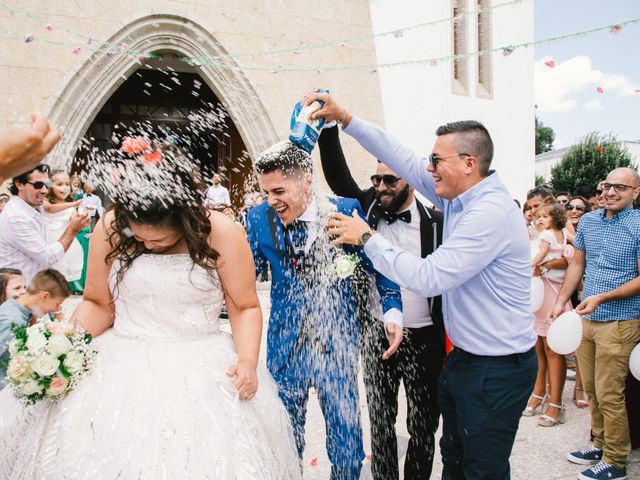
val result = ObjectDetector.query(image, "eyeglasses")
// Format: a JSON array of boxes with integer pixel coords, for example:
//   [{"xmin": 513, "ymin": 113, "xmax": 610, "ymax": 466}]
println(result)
[
  {"xmin": 26, "ymin": 180, "xmax": 52, "ymax": 190},
  {"xmin": 601, "ymin": 183, "xmax": 637, "ymax": 193},
  {"xmin": 555, "ymin": 199, "xmax": 569, "ymax": 205},
  {"xmin": 428, "ymin": 153, "xmax": 470, "ymax": 169},
  {"xmin": 370, "ymin": 174, "xmax": 401, "ymax": 187},
  {"xmin": 565, "ymin": 204, "xmax": 587, "ymax": 212}
]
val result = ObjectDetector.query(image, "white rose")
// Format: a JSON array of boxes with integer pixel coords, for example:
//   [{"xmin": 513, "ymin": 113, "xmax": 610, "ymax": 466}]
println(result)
[
  {"xmin": 26, "ymin": 330, "xmax": 48, "ymax": 353},
  {"xmin": 26, "ymin": 324, "xmax": 44, "ymax": 336},
  {"xmin": 47, "ymin": 334, "xmax": 72, "ymax": 357},
  {"xmin": 333, "ymin": 255, "xmax": 357, "ymax": 279},
  {"xmin": 30, "ymin": 355, "xmax": 60, "ymax": 377},
  {"xmin": 20, "ymin": 379, "xmax": 44, "ymax": 396},
  {"xmin": 7, "ymin": 354, "xmax": 32, "ymax": 381},
  {"xmin": 62, "ymin": 350, "xmax": 84, "ymax": 373},
  {"xmin": 8, "ymin": 339, "xmax": 20, "ymax": 356}
]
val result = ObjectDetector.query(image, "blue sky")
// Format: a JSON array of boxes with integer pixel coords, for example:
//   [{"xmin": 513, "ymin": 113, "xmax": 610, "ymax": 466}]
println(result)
[{"xmin": 534, "ymin": 1, "xmax": 640, "ymax": 148}]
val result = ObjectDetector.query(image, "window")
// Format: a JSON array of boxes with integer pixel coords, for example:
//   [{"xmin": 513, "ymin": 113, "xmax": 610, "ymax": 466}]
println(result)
[
  {"xmin": 476, "ymin": 0, "xmax": 493, "ymax": 98},
  {"xmin": 452, "ymin": 0, "xmax": 469, "ymax": 95}
]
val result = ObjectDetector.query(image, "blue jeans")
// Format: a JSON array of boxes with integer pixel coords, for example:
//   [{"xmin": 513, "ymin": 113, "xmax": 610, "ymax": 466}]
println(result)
[{"xmin": 438, "ymin": 347, "xmax": 537, "ymax": 480}]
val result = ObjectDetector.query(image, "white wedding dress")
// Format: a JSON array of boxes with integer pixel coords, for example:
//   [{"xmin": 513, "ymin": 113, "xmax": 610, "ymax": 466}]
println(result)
[
  {"xmin": 0, "ymin": 253, "xmax": 300, "ymax": 479},
  {"xmin": 42, "ymin": 209, "xmax": 84, "ymax": 282}
]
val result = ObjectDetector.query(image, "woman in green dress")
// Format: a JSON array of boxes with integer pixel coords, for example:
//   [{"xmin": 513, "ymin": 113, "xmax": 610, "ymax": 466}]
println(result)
[{"xmin": 69, "ymin": 175, "xmax": 91, "ymax": 294}]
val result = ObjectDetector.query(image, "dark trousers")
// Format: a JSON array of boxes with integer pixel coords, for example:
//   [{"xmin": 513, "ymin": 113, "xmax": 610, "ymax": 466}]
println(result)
[
  {"xmin": 362, "ymin": 323, "xmax": 444, "ymax": 480},
  {"xmin": 626, "ymin": 372, "xmax": 640, "ymax": 450},
  {"xmin": 438, "ymin": 347, "xmax": 537, "ymax": 480}
]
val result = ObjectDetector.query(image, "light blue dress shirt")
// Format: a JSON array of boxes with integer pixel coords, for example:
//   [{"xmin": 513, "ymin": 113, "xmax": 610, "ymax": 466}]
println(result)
[
  {"xmin": 344, "ymin": 116, "xmax": 536, "ymax": 356},
  {"xmin": 0, "ymin": 298, "xmax": 33, "ymax": 389}
]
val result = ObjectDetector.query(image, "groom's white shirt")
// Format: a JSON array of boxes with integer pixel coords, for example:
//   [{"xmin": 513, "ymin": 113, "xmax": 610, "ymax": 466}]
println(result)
[{"xmin": 293, "ymin": 198, "xmax": 403, "ymax": 329}]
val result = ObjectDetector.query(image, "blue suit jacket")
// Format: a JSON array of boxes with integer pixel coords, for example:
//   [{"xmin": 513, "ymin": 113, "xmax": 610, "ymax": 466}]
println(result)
[{"xmin": 246, "ymin": 197, "xmax": 402, "ymax": 377}]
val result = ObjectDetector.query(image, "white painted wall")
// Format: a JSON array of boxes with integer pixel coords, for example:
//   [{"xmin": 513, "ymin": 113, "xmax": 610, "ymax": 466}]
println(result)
[{"xmin": 368, "ymin": 0, "xmax": 535, "ymax": 203}]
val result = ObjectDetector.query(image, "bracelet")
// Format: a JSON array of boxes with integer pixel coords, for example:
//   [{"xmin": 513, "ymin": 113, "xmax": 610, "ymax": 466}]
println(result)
[{"xmin": 337, "ymin": 109, "xmax": 348, "ymax": 125}]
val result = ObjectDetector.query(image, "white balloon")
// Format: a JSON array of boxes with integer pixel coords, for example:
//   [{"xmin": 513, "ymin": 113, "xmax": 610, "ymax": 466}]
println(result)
[
  {"xmin": 531, "ymin": 277, "xmax": 544, "ymax": 313},
  {"xmin": 630, "ymin": 343, "xmax": 640, "ymax": 381},
  {"xmin": 547, "ymin": 311, "xmax": 582, "ymax": 355}
]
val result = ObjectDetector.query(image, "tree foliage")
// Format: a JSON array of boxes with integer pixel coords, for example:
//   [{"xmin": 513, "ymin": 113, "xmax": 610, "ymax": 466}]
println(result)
[
  {"xmin": 550, "ymin": 132, "xmax": 636, "ymax": 196},
  {"xmin": 535, "ymin": 116, "xmax": 555, "ymax": 155}
]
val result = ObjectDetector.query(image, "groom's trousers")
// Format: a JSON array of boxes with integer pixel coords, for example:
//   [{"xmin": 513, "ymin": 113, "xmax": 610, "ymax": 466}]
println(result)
[
  {"xmin": 273, "ymin": 342, "xmax": 365, "ymax": 480},
  {"xmin": 362, "ymin": 322, "xmax": 443, "ymax": 480}
]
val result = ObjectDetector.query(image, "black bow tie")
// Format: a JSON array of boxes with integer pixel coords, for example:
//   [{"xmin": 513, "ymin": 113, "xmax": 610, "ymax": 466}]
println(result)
[{"xmin": 383, "ymin": 210, "xmax": 411, "ymax": 224}]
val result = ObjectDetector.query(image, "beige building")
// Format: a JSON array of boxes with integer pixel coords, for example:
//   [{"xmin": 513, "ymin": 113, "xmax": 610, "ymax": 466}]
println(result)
[{"xmin": 0, "ymin": 0, "xmax": 386, "ymax": 204}]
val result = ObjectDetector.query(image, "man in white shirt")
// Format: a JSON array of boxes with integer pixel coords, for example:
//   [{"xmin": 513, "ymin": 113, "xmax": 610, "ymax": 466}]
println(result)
[
  {"xmin": 0, "ymin": 165, "xmax": 90, "ymax": 283},
  {"xmin": 204, "ymin": 173, "xmax": 231, "ymax": 209},
  {"xmin": 319, "ymin": 124, "xmax": 445, "ymax": 479},
  {"xmin": 81, "ymin": 182, "xmax": 104, "ymax": 231}
]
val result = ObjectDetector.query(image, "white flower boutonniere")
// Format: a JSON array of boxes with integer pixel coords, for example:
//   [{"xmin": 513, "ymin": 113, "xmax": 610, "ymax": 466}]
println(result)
[{"xmin": 332, "ymin": 253, "xmax": 359, "ymax": 279}]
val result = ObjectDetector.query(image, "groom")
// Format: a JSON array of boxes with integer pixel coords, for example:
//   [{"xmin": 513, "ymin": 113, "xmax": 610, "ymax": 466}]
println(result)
[{"xmin": 246, "ymin": 142, "xmax": 402, "ymax": 480}]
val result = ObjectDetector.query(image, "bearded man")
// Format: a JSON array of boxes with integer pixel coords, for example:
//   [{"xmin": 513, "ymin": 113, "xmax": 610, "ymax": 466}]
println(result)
[{"xmin": 318, "ymin": 125, "xmax": 445, "ymax": 480}]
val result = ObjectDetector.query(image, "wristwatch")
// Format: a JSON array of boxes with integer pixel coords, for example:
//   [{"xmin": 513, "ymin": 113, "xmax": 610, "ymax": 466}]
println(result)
[{"xmin": 359, "ymin": 229, "xmax": 375, "ymax": 246}]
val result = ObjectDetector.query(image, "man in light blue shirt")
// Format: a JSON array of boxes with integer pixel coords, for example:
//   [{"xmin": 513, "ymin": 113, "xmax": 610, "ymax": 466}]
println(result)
[{"xmin": 308, "ymin": 91, "xmax": 537, "ymax": 480}]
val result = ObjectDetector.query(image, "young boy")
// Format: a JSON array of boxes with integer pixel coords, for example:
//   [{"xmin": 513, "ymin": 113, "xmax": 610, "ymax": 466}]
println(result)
[{"xmin": 0, "ymin": 268, "xmax": 71, "ymax": 389}]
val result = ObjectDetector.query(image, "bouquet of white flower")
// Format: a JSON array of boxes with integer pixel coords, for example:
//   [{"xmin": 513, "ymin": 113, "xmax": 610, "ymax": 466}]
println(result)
[{"xmin": 5, "ymin": 319, "xmax": 96, "ymax": 405}]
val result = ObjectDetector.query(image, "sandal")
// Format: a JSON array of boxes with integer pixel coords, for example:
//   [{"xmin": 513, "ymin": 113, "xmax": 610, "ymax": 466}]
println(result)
[
  {"xmin": 523, "ymin": 393, "xmax": 547, "ymax": 417},
  {"xmin": 537, "ymin": 402, "xmax": 566, "ymax": 427},
  {"xmin": 574, "ymin": 387, "xmax": 589, "ymax": 408}
]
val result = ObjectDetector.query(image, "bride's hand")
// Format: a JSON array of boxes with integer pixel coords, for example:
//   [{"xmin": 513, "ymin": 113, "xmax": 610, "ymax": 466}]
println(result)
[{"xmin": 226, "ymin": 361, "xmax": 258, "ymax": 401}]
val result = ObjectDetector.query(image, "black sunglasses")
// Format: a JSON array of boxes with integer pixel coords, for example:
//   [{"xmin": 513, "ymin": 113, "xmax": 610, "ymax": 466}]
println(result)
[
  {"xmin": 565, "ymin": 204, "xmax": 587, "ymax": 212},
  {"xmin": 428, "ymin": 152, "xmax": 470, "ymax": 168},
  {"xmin": 26, "ymin": 180, "xmax": 52, "ymax": 190},
  {"xmin": 371, "ymin": 174, "xmax": 401, "ymax": 187}
]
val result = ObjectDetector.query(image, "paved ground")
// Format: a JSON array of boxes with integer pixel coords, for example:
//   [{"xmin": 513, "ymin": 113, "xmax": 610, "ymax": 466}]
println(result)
[{"xmin": 63, "ymin": 286, "xmax": 639, "ymax": 479}]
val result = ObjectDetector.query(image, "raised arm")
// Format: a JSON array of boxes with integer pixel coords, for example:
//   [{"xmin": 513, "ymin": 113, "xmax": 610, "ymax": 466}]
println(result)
[
  {"xmin": 307, "ymin": 92, "xmax": 442, "ymax": 209},
  {"xmin": 69, "ymin": 213, "xmax": 116, "ymax": 336},
  {"xmin": 210, "ymin": 212, "xmax": 262, "ymax": 401},
  {"xmin": 318, "ymin": 126, "xmax": 367, "ymax": 202},
  {"xmin": 0, "ymin": 113, "xmax": 60, "ymax": 184}
]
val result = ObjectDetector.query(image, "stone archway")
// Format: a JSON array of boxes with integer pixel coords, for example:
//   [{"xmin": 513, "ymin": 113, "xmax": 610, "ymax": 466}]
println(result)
[{"xmin": 45, "ymin": 12, "xmax": 276, "ymax": 165}]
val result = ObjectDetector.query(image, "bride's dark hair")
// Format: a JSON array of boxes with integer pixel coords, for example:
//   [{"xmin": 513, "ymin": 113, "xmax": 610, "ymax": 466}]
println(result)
[{"xmin": 99, "ymin": 142, "xmax": 220, "ymax": 288}]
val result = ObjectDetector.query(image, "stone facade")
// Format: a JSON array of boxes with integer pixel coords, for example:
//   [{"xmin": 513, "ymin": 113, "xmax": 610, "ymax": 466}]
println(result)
[{"xmin": 0, "ymin": 0, "xmax": 386, "ymax": 194}]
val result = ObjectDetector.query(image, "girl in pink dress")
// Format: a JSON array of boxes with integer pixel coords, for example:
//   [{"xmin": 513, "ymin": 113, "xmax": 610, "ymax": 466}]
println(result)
[{"xmin": 524, "ymin": 205, "xmax": 572, "ymax": 427}]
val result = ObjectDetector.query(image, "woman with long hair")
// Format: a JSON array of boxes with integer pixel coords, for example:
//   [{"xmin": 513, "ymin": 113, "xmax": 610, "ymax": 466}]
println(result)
[{"xmin": 0, "ymin": 145, "xmax": 300, "ymax": 479}]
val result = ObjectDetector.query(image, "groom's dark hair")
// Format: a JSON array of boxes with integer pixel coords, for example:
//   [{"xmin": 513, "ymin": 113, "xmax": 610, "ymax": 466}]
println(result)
[{"xmin": 254, "ymin": 141, "xmax": 312, "ymax": 176}]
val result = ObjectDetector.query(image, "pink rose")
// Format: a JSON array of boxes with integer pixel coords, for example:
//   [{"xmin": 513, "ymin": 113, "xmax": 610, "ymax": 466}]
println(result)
[
  {"xmin": 47, "ymin": 322, "xmax": 73, "ymax": 336},
  {"xmin": 46, "ymin": 376, "xmax": 69, "ymax": 396}
]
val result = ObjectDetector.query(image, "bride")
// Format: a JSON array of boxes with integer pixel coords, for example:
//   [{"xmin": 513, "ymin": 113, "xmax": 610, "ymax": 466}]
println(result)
[{"xmin": 0, "ymin": 148, "xmax": 300, "ymax": 479}]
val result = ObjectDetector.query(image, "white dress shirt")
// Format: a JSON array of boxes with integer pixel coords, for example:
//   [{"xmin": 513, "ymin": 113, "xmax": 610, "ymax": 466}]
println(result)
[
  {"xmin": 295, "ymin": 198, "xmax": 403, "ymax": 328},
  {"xmin": 376, "ymin": 199, "xmax": 433, "ymax": 328},
  {"xmin": 81, "ymin": 194, "xmax": 104, "ymax": 217},
  {"xmin": 204, "ymin": 185, "xmax": 231, "ymax": 205},
  {"xmin": 0, "ymin": 196, "xmax": 65, "ymax": 283}
]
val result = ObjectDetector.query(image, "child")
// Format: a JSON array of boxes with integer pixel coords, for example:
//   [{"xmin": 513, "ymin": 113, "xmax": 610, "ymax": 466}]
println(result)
[
  {"xmin": 0, "ymin": 268, "xmax": 72, "ymax": 389},
  {"xmin": 524, "ymin": 204, "xmax": 572, "ymax": 426},
  {"xmin": 0, "ymin": 268, "xmax": 26, "ymax": 304},
  {"xmin": 43, "ymin": 170, "xmax": 86, "ymax": 291}
]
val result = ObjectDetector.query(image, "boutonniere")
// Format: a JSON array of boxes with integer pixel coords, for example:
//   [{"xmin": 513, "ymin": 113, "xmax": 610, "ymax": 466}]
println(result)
[{"xmin": 331, "ymin": 253, "xmax": 359, "ymax": 279}]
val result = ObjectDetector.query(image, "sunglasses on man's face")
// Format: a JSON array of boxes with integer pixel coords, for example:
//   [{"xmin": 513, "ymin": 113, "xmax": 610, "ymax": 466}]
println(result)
[
  {"xmin": 565, "ymin": 204, "xmax": 587, "ymax": 212},
  {"xmin": 26, "ymin": 180, "xmax": 52, "ymax": 190},
  {"xmin": 371, "ymin": 174, "xmax": 401, "ymax": 187}
]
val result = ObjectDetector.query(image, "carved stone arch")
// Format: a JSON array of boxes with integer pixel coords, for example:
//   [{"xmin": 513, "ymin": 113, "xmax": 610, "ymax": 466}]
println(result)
[{"xmin": 45, "ymin": 12, "xmax": 276, "ymax": 163}]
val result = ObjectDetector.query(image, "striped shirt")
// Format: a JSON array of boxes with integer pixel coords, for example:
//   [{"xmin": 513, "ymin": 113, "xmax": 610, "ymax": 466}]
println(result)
[{"xmin": 573, "ymin": 206, "xmax": 640, "ymax": 321}]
